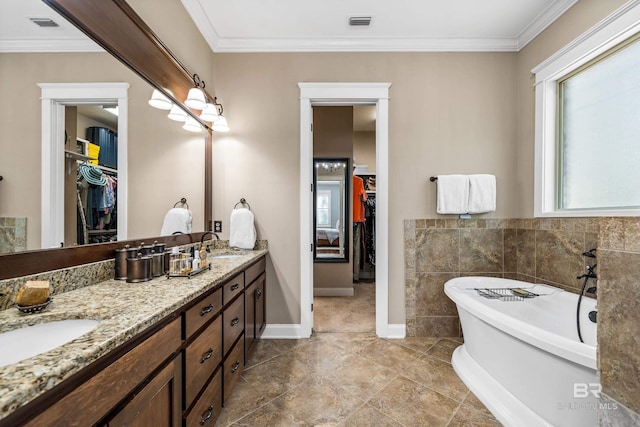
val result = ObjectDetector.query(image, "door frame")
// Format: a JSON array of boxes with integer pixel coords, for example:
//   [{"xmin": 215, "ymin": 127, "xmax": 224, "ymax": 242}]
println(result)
[
  {"xmin": 299, "ymin": 82, "xmax": 391, "ymax": 338},
  {"xmin": 39, "ymin": 82, "xmax": 129, "ymax": 249}
]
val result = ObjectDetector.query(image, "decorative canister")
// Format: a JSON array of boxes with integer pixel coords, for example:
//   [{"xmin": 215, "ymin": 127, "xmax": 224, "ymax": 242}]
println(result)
[
  {"xmin": 151, "ymin": 251, "xmax": 165, "ymax": 277},
  {"xmin": 126, "ymin": 253, "xmax": 152, "ymax": 283},
  {"xmin": 114, "ymin": 245, "xmax": 138, "ymax": 280}
]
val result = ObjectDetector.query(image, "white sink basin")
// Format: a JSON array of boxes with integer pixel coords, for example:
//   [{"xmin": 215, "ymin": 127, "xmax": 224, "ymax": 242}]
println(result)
[
  {"xmin": 211, "ymin": 254, "xmax": 244, "ymax": 259},
  {"xmin": 0, "ymin": 319, "xmax": 100, "ymax": 368}
]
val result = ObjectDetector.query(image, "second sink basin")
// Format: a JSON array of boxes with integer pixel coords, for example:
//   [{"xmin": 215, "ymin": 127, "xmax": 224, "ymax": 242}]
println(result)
[
  {"xmin": 0, "ymin": 319, "xmax": 100, "ymax": 368},
  {"xmin": 211, "ymin": 254, "xmax": 244, "ymax": 259}
]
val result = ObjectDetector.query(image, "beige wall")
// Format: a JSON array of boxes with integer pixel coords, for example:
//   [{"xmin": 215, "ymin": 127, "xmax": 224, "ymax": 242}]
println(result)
[
  {"xmin": 0, "ymin": 0, "xmax": 212, "ymax": 249},
  {"xmin": 353, "ymin": 131, "xmax": 376, "ymax": 173},
  {"xmin": 515, "ymin": 0, "xmax": 629, "ymax": 217},
  {"xmin": 211, "ymin": 51, "xmax": 518, "ymax": 324}
]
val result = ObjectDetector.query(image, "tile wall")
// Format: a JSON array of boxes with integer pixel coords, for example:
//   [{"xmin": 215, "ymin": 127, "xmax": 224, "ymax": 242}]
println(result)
[
  {"xmin": 404, "ymin": 217, "xmax": 598, "ymax": 337},
  {"xmin": 0, "ymin": 218, "xmax": 27, "ymax": 254}
]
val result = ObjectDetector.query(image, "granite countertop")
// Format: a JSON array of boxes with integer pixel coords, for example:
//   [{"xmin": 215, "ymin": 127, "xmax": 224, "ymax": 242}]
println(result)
[{"xmin": 0, "ymin": 248, "xmax": 268, "ymax": 420}]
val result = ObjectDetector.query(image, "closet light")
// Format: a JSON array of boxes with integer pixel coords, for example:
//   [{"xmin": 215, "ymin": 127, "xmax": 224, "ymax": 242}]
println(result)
[
  {"xmin": 148, "ymin": 89, "xmax": 173, "ymax": 110},
  {"xmin": 212, "ymin": 115, "xmax": 229, "ymax": 132},
  {"xmin": 184, "ymin": 74, "xmax": 206, "ymax": 110},
  {"xmin": 167, "ymin": 105, "xmax": 188, "ymax": 122},
  {"xmin": 199, "ymin": 102, "xmax": 219, "ymax": 122},
  {"xmin": 183, "ymin": 116, "xmax": 202, "ymax": 133}
]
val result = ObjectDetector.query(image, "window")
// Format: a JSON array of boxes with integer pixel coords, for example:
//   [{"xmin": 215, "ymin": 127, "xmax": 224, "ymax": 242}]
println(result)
[
  {"xmin": 533, "ymin": 2, "xmax": 640, "ymax": 216},
  {"xmin": 558, "ymin": 35, "xmax": 640, "ymax": 210},
  {"xmin": 316, "ymin": 191, "xmax": 331, "ymax": 227}
]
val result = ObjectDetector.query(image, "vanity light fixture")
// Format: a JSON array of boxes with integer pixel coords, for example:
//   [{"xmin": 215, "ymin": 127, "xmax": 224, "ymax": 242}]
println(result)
[
  {"xmin": 182, "ymin": 116, "xmax": 202, "ymax": 133},
  {"xmin": 167, "ymin": 104, "xmax": 188, "ymax": 122},
  {"xmin": 199, "ymin": 101, "xmax": 219, "ymax": 122},
  {"xmin": 184, "ymin": 74, "xmax": 206, "ymax": 110},
  {"xmin": 148, "ymin": 89, "xmax": 173, "ymax": 110},
  {"xmin": 212, "ymin": 115, "xmax": 229, "ymax": 132}
]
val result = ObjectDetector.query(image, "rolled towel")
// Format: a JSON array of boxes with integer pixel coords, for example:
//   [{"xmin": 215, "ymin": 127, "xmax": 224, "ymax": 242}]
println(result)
[
  {"xmin": 160, "ymin": 208, "xmax": 192, "ymax": 236},
  {"xmin": 436, "ymin": 175, "xmax": 469, "ymax": 214},
  {"xmin": 230, "ymin": 208, "xmax": 256, "ymax": 250},
  {"xmin": 468, "ymin": 174, "xmax": 496, "ymax": 214}
]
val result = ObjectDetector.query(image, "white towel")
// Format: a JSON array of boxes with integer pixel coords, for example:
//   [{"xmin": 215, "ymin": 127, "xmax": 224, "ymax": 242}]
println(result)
[
  {"xmin": 468, "ymin": 174, "xmax": 496, "ymax": 214},
  {"xmin": 160, "ymin": 208, "xmax": 192, "ymax": 236},
  {"xmin": 230, "ymin": 208, "xmax": 256, "ymax": 250},
  {"xmin": 436, "ymin": 175, "xmax": 470, "ymax": 214}
]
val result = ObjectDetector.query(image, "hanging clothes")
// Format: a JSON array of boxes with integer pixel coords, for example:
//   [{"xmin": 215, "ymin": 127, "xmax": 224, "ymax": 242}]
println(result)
[{"xmin": 352, "ymin": 175, "xmax": 368, "ymax": 281}]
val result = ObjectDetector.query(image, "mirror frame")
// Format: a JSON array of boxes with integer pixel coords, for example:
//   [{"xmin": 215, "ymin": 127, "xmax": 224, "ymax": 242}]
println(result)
[
  {"xmin": 0, "ymin": 0, "xmax": 213, "ymax": 280},
  {"xmin": 313, "ymin": 157, "xmax": 350, "ymax": 263}
]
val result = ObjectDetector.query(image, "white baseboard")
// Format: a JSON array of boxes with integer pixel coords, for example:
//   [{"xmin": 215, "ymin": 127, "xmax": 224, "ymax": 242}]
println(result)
[
  {"xmin": 313, "ymin": 287, "xmax": 354, "ymax": 297},
  {"xmin": 262, "ymin": 323, "xmax": 406, "ymax": 339},
  {"xmin": 384, "ymin": 324, "xmax": 406, "ymax": 339},
  {"xmin": 261, "ymin": 324, "xmax": 308, "ymax": 339}
]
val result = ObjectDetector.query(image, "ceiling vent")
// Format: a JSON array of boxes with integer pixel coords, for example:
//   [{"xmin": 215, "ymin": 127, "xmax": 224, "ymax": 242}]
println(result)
[
  {"xmin": 29, "ymin": 18, "xmax": 59, "ymax": 28},
  {"xmin": 348, "ymin": 16, "xmax": 372, "ymax": 27}
]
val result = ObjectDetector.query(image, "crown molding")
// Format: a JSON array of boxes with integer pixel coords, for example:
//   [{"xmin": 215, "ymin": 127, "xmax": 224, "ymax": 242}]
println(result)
[
  {"xmin": 517, "ymin": 0, "xmax": 579, "ymax": 49},
  {"xmin": 0, "ymin": 38, "xmax": 103, "ymax": 53},
  {"xmin": 181, "ymin": 0, "xmax": 219, "ymax": 53}
]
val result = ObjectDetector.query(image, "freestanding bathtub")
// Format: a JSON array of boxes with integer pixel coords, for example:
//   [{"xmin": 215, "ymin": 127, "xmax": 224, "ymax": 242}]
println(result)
[{"xmin": 444, "ymin": 276, "xmax": 597, "ymax": 427}]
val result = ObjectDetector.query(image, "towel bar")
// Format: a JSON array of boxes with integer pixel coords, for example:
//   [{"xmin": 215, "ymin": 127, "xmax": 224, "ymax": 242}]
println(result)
[
  {"xmin": 173, "ymin": 198, "xmax": 189, "ymax": 209},
  {"xmin": 233, "ymin": 198, "xmax": 251, "ymax": 210},
  {"xmin": 429, "ymin": 176, "xmax": 437, "ymax": 182}
]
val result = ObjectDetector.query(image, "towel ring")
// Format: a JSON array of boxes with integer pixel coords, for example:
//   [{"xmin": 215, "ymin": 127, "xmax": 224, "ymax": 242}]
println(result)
[
  {"xmin": 233, "ymin": 198, "xmax": 251, "ymax": 210},
  {"xmin": 173, "ymin": 198, "xmax": 189, "ymax": 209}
]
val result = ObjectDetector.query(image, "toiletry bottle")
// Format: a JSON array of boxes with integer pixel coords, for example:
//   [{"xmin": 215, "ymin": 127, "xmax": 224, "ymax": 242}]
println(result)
[
  {"xmin": 192, "ymin": 249, "xmax": 201, "ymax": 270},
  {"xmin": 169, "ymin": 247, "xmax": 181, "ymax": 275},
  {"xmin": 200, "ymin": 245, "xmax": 207, "ymax": 267}
]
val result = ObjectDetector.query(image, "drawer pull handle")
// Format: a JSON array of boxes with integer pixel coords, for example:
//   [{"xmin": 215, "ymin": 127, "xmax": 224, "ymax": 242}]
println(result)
[
  {"xmin": 200, "ymin": 304, "xmax": 214, "ymax": 316},
  {"xmin": 231, "ymin": 283, "xmax": 240, "ymax": 291},
  {"xmin": 200, "ymin": 348, "xmax": 214, "ymax": 363},
  {"xmin": 256, "ymin": 288, "xmax": 262, "ymax": 299},
  {"xmin": 231, "ymin": 360, "xmax": 240, "ymax": 373},
  {"xmin": 200, "ymin": 405, "xmax": 214, "ymax": 425},
  {"xmin": 231, "ymin": 317, "xmax": 240, "ymax": 326}
]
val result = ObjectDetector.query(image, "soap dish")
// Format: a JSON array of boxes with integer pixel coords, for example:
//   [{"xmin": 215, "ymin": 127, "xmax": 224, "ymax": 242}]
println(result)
[{"xmin": 15, "ymin": 298, "xmax": 52, "ymax": 314}]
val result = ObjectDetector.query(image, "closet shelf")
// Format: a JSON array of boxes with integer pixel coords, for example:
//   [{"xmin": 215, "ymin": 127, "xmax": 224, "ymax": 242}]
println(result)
[{"xmin": 65, "ymin": 150, "xmax": 97, "ymax": 162}]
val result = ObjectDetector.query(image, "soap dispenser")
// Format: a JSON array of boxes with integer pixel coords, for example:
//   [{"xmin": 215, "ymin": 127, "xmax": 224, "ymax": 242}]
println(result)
[{"xmin": 192, "ymin": 249, "xmax": 201, "ymax": 271}]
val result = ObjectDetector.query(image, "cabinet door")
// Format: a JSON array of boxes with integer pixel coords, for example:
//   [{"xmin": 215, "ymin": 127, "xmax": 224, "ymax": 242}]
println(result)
[
  {"xmin": 255, "ymin": 272, "xmax": 266, "ymax": 337},
  {"xmin": 108, "ymin": 354, "xmax": 182, "ymax": 427},
  {"xmin": 244, "ymin": 280, "xmax": 257, "ymax": 358}
]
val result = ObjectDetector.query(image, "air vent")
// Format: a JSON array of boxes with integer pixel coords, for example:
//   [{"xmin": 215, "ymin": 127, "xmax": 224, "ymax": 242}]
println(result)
[
  {"xmin": 348, "ymin": 16, "xmax": 372, "ymax": 27},
  {"xmin": 29, "ymin": 18, "xmax": 59, "ymax": 28}
]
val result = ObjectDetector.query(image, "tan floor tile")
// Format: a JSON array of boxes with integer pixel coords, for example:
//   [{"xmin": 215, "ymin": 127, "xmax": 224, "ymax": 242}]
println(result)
[
  {"xmin": 325, "ymin": 353, "xmax": 398, "ymax": 401},
  {"xmin": 368, "ymin": 376, "xmax": 460, "ymax": 427},
  {"xmin": 342, "ymin": 403, "xmax": 404, "ymax": 427},
  {"xmin": 293, "ymin": 338, "xmax": 353, "ymax": 375},
  {"xmin": 394, "ymin": 336, "xmax": 440, "ymax": 353},
  {"xmin": 425, "ymin": 338, "xmax": 462, "ymax": 363},
  {"xmin": 228, "ymin": 402, "xmax": 303, "ymax": 426},
  {"xmin": 358, "ymin": 338, "xmax": 422, "ymax": 371},
  {"xmin": 311, "ymin": 332, "xmax": 379, "ymax": 353},
  {"xmin": 313, "ymin": 282, "xmax": 376, "ymax": 333},
  {"xmin": 245, "ymin": 338, "xmax": 309, "ymax": 369},
  {"xmin": 462, "ymin": 391, "xmax": 496, "ymax": 419},
  {"xmin": 402, "ymin": 355, "xmax": 469, "ymax": 401},
  {"xmin": 268, "ymin": 377, "xmax": 364, "ymax": 426},
  {"xmin": 448, "ymin": 402, "xmax": 501, "ymax": 427}
]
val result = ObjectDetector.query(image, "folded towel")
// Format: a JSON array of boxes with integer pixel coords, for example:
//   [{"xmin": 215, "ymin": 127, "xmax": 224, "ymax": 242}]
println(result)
[
  {"xmin": 230, "ymin": 208, "xmax": 256, "ymax": 250},
  {"xmin": 160, "ymin": 208, "xmax": 192, "ymax": 236},
  {"xmin": 468, "ymin": 174, "xmax": 496, "ymax": 214},
  {"xmin": 436, "ymin": 175, "xmax": 470, "ymax": 214}
]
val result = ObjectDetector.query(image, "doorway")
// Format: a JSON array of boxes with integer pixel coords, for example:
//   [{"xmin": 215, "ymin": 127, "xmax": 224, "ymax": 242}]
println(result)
[
  {"xmin": 39, "ymin": 82, "xmax": 128, "ymax": 249},
  {"xmin": 312, "ymin": 106, "xmax": 377, "ymax": 333},
  {"xmin": 299, "ymin": 82, "xmax": 393, "ymax": 338}
]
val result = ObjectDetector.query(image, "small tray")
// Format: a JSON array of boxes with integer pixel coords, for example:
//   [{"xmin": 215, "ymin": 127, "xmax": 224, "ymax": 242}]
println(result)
[
  {"xmin": 15, "ymin": 298, "xmax": 52, "ymax": 314},
  {"xmin": 166, "ymin": 263, "xmax": 211, "ymax": 279}
]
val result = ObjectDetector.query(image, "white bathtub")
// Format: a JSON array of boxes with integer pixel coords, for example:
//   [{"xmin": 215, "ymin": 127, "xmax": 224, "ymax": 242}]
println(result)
[{"xmin": 444, "ymin": 276, "xmax": 597, "ymax": 427}]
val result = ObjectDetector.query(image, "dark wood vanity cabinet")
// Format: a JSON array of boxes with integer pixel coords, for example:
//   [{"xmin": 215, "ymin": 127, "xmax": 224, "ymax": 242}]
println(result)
[{"xmin": 6, "ymin": 256, "xmax": 266, "ymax": 427}]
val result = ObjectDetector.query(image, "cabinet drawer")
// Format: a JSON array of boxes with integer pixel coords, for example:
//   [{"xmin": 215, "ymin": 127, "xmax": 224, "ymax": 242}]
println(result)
[
  {"xmin": 223, "ymin": 272, "xmax": 244, "ymax": 306},
  {"xmin": 245, "ymin": 257, "xmax": 266, "ymax": 288},
  {"xmin": 184, "ymin": 315, "xmax": 222, "ymax": 406},
  {"xmin": 184, "ymin": 287, "xmax": 222, "ymax": 339},
  {"xmin": 223, "ymin": 335, "xmax": 244, "ymax": 404},
  {"xmin": 223, "ymin": 296, "xmax": 244, "ymax": 356},
  {"xmin": 185, "ymin": 369, "xmax": 222, "ymax": 427}
]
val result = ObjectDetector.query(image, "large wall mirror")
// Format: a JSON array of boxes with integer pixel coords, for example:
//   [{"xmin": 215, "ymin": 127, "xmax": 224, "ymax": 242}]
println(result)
[
  {"xmin": 0, "ymin": 0, "xmax": 213, "ymax": 278},
  {"xmin": 314, "ymin": 158, "xmax": 349, "ymax": 263}
]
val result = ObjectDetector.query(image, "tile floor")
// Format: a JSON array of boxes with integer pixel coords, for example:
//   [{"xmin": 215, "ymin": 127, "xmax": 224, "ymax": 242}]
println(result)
[{"xmin": 216, "ymin": 283, "xmax": 500, "ymax": 426}]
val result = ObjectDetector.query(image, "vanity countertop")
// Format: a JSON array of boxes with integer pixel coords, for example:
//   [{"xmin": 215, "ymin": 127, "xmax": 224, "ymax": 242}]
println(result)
[{"xmin": 0, "ymin": 248, "xmax": 268, "ymax": 420}]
